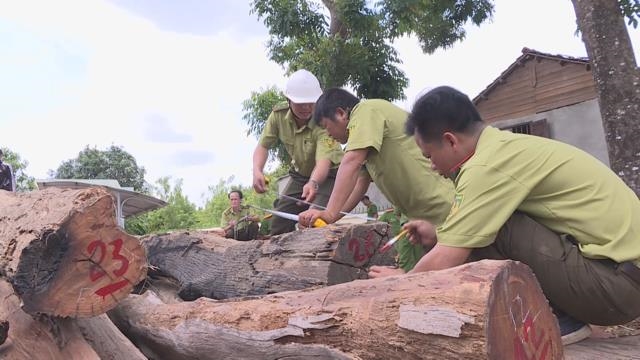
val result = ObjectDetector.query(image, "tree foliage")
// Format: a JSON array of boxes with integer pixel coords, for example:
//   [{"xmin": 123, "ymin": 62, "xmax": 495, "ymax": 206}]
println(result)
[
  {"xmin": 51, "ymin": 145, "xmax": 147, "ymax": 192},
  {"xmin": 251, "ymin": 0, "xmax": 495, "ymax": 101},
  {"xmin": 620, "ymin": 0, "xmax": 640, "ymax": 28},
  {"xmin": 0, "ymin": 147, "xmax": 37, "ymax": 192},
  {"xmin": 242, "ymin": 86, "xmax": 290, "ymax": 163},
  {"xmin": 125, "ymin": 177, "xmax": 198, "ymax": 235}
]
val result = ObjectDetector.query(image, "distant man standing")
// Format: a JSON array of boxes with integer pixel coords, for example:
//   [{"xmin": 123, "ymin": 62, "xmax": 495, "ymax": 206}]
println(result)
[
  {"xmin": 252, "ymin": 70, "xmax": 343, "ymax": 235},
  {"xmin": 0, "ymin": 149, "xmax": 16, "ymax": 192},
  {"xmin": 360, "ymin": 195, "xmax": 378, "ymax": 221},
  {"xmin": 220, "ymin": 190, "xmax": 260, "ymax": 241}
]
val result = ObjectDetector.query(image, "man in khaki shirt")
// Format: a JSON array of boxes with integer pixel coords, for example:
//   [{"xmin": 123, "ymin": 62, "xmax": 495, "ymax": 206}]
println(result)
[
  {"xmin": 396, "ymin": 86, "xmax": 639, "ymax": 345},
  {"xmin": 217, "ymin": 190, "xmax": 260, "ymax": 241},
  {"xmin": 298, "ymin": 88, "xmax": 454, "ymax": 271},
  {"xmin": 252, "ymin": 70, "xmax": 343, "ymax": 235}
]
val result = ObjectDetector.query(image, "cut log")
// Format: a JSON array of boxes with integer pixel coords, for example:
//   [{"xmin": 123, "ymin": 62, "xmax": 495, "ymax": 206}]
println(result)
[
  {"xmin": 109, "ymin": 259, "xmax": 563, "ymax": 359},
  {"xmin": 0, "ymin": 187, "xmax": 147, "ymax": 317},
  {"xmin": 140, "ymin": 223, "xmax": 395, "ymax": 300},
  {"xmin": 77, "ymin": 314, "xmax": 148, "ymax": 360},
  {"xmin": 0, "ymin": 280, "xmax": 100, "ymax": 360}
]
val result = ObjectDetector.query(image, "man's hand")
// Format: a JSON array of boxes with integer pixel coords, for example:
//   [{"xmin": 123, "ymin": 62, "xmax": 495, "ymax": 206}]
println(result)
[
  {"xmin": 403, "ymin": 220, "xmax": 437, "ymax": 247},
  {"xmin": 368, "ymin": 265, "xmax": 406, "ymax": 278},
  {"xmin": 253, "ymin": 171, "xmax": 267, "ymax": 193},
  {"xmin": 301, "ymin": 180, "xmax": 318, "ymax": 203},
  {"xmin": 298, "ymin": 208, "xmax": 336, "ymax": 227}
]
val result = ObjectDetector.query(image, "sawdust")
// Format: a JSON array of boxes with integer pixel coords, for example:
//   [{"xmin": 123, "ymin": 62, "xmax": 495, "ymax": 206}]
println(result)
[{"xmin": 594, "ymin": 317, "xmax": 640, "ymax": 338}]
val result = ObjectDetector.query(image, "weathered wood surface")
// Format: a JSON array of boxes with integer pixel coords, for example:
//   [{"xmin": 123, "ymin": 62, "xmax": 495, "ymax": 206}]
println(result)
[
  {"xmin": 110, "ymin": 260, "xmax": 563, "ymax": 360},
  {"xmin": 77, "ymin": 314, "xmax": 148, "ymax": 360},
  {"xmin": 0, "ymin": 187, "xmax": 147, "ymax": 317},
  {"xmin": 0, "ymin": 280, "xmax": 100, "ymax": 360},
  {"xmin": 565, "ymin": 335, "xmax": 640, "ymax": 359},
  {"xmin": 140, "ymin": 223, "xmax": 396, "ymax": 300}
]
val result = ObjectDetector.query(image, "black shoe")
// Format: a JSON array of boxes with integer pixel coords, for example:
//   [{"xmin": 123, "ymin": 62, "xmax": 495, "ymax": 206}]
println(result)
[{"xmin": 554, "ymin": 310, "xmax": 591, "ymax": 345}]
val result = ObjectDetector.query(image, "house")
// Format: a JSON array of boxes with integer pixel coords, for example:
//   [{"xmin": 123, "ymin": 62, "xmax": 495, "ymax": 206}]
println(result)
[
  {"xmin": 36, "ymin": 179, "xmax": 167, "ymax": 228},
  {"xmin": 473, "ymin": 47, "xmax": 609, "ymax": 166}
]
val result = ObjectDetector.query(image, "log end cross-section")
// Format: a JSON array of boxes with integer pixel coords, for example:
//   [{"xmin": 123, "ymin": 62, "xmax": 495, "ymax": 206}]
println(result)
[{"xmin": 1, "ymin": 187, "xmax": 147, "ymax": 318}]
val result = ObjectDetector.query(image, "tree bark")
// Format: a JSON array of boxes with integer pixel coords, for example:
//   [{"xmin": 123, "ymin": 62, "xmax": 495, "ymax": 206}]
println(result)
[
  {"xmin": 110, "ymin": 260, "xmax": 563, "ymax": 360},
  {"xmin": 0, "ymin": 280, "xmax": 100, "ymax": 360},
  {"xmin": 140, "ymin": 223, "xmax": 395, "ymax": 301},
  {"xmin": 571, "ymin": 0, "xmax": 640, "ymax": 195},
  {"xmin": 0, "ymin": 187, "xmax": 147, "ymax": 317}
]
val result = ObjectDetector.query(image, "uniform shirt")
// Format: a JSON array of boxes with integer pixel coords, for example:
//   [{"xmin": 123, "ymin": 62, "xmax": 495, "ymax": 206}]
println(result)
[
  {"xmin": 438, "ymin": 126, "xmax": 640, "ymax": 263},
  {"xmin": 345, "ymin": 99, "xmax": 454, "ymax": 223},
  {"xmin": 221, "ymin": 205, "xmax": 254, "ymax": 231},
  {"xmin": 366, "ymin": 203, "xmax": 379, "ymax": 219},
  {"xmin": 259, "ymin": 102, "xmax": 343, "ymax": 177}
]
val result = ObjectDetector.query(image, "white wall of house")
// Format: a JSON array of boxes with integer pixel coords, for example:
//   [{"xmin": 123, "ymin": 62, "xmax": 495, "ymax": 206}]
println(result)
[{"xmin": 491, "ymin": 99, "xmax": 610, "ymax": 166}]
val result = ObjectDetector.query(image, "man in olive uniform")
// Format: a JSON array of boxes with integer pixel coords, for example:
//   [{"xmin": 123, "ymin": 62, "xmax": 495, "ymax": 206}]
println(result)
[
  {"xmin": 252, "ymin": 70, "xmax": 343, "ymax": 235},
  {"xmin": 220, "ymin": 190, "xmax": 260, "ymax": 241},
  {"xmin": 398, "ymin": 86, "xmax": 640, "ymax": 344},
  {"xmin": 0, "ymin": 149, "xmax": 16, "ymax": 192},
  {"xmin": 360, "ymin": 195, "xmax": 378, "ymax": 221},
  {"xmin": 298, "ymin": 88, "xmax": 454, "ymax": 271}
]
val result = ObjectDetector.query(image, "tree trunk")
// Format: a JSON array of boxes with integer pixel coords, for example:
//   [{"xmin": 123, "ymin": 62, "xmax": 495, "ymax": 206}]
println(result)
[
  {"xmin": 0, "ymin": 280, "xmax": 100, "ymax": 360},
  {"xmin": 571, "ymin": 0, "xmax": 640, "ymax": 195},
  {"xmin": 0, "ymin": 187, "xmax": 147, "ymax": 317},
  {"xmin": 140, "ymin": 223, "xmax": 395, "ymax": 301},
  {"xmin": 109, "ymin": 260, "xmax": 563, "ymax": 360},
  {"xmin": 77, "ymin": 314, "xmax": 148, "ymax": 360}
]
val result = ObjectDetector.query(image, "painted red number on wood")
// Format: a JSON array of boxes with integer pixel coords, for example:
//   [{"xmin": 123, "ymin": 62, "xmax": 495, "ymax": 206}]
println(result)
[
  {"xmin": 513, "ymin": 312, "xmax": 552, "ymax": 360},
  {"xmin": 86, "ymin": 239, "xmax": 131, "ymax": 298},
  {"xmin": 347, "ymin": 230, "xmax": 376, "ymax": 263}
]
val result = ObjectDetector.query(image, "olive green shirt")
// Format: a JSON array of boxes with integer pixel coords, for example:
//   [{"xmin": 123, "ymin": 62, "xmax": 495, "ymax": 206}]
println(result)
[
  {"xmin": 438, "ymin": 126, "xmax": 640, "ymax": 264},
  {"xmin": 221, "ymin": 205, "xmax": 254, "ymax": 231},
  {"xmin": 259, "ymin": 102, "xmax": 343, "ymax": 177},
  {"xmin": 366, "ymin": 203, "xmax": 378, "ymax": 220},
  {"xmin": 345, "ymin": 99, "xmax": 454, "ymax": 223}
]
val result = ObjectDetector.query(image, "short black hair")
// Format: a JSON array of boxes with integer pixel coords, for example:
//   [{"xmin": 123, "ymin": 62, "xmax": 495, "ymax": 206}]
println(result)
[
  {"xmin": 228, "ymin": 190, "xmax": 243, "ymax": 199},
  {"xmin": 313, "ymin": 88, "xmax": 360, "ymax": 124},
  {"xmin": 406, "ymin": 86, "xmax": 483, "ymax": 142},
  {"xmin": 362, "ymin": 195, "xmax": 370, "ymax": 201}
]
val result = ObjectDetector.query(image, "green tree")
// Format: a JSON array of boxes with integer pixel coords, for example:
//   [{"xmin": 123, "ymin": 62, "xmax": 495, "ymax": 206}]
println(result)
[
  {"xmin": 251, "ymin": 0, "xmax": 494, "ymax": 101},
  {"xmin": 125, "ymin": 177, "xmax": 198, "ymax": 235},
  {"xmin": 242, "ymin": 86, "xmax": 290, "ymax": 163},
  {"xmin": 51, "ymin": 145, "xmax": 147, "ymax": 192},
  {"xmin": 570, "ymin": 0, "xmax": 640, "ymax": 194},
  {"xmin": 0, "ymin": 147, "xmax": 37, "ymax": 191}
]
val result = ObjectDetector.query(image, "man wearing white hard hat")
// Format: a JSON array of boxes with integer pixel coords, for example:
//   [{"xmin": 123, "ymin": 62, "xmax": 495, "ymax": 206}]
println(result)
[{"xmin": 252, "ymin": 69, "xmax": 343, "ymax": 235}]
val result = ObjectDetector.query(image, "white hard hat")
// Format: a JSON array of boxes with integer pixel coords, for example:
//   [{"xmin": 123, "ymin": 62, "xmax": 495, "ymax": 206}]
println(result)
[{"xmin": 284, "ymin": 69, "xmax": 322, "ymax": 104}]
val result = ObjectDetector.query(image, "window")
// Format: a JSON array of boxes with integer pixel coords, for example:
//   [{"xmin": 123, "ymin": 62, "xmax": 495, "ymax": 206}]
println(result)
[{"xmin": 500, "ymin": 119, "xmax": 550, "ymax": 138}]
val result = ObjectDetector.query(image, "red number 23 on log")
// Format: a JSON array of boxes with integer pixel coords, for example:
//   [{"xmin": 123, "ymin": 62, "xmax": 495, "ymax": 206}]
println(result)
[{"xmin": 86, "ymin": 239, "xmax": 130, "ymax": 298}]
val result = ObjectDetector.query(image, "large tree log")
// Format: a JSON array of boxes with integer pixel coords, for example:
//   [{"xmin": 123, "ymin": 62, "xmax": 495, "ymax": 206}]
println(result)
[
  {"xmin": 0, "ymin": 280, "xmax": 100, "ymax": 360},
  {"xmin": 0, "ymin": 187, "xmax": 147, "ymax": 317},
  {"xmin": 140, "ymin": 223, "xmax": 396, "ymax": 300},
  {"xmin": 77, "ymin": 315, "xmax": 148, "ymax": 360},
  {"xmin": 110, "ymin": 260, "xmax": 563, "ymax": 359}
]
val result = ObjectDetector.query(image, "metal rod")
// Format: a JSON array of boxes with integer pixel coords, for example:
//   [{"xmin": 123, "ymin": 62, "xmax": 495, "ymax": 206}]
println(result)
[{"xmin": 276, "ymin": 192, "xmax": 376, "ymax": 221}]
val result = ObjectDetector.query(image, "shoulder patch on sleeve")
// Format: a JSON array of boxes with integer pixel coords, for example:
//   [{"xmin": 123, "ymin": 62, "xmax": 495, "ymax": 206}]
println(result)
[{"xmin": 272, "ymin": 102, "xmax": 289, "ymax": 112}]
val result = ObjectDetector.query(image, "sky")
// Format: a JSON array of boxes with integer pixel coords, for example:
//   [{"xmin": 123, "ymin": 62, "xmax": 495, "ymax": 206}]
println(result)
[{"xmin": 1, "ymin": 0, "xmax": 639, "ymax": 207}]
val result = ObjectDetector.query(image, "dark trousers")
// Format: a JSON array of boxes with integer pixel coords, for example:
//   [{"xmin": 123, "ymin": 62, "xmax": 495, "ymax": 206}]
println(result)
[
  {"xmin": 225, "ymin": 222, "xmax": 259, "ymax": 241},
  {"xmin": 270, "ymin": 170, "xmax": 337, "ymax": 235},
  {"xmin": 470, "ymin": 212, "xmax": 640, "ymax": 326}
]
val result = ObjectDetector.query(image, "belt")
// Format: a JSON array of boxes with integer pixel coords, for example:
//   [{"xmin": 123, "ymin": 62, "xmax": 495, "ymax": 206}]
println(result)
[{"xmin": 618, "ymin": 261, "xmax": 640, "ymax": 284}]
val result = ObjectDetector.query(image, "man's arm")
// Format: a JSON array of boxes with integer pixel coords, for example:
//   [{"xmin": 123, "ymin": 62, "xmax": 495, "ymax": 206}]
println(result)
[
  {"xmin": 341, "ymin": 170, "xmax": 371, "ymax": 214},
  {"xmin": 322, "ymin": 149, "xmax": 368, "ymax": 221},
  {"xmin": 301, "ymin": 158, "xmax": 332, "ymax": 203},
  {"xmin": 408, "ymin": 244, "xmax": 471, "ymax": 273},
  {"xmin": 252, "ymin": 144, "xmax": 269, "ymax": 193}
]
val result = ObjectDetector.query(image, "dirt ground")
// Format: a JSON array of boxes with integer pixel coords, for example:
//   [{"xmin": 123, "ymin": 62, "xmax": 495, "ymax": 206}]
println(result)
[{"xmin": 592, "ymin": 317, "xmax": 640, "ymax": 338}]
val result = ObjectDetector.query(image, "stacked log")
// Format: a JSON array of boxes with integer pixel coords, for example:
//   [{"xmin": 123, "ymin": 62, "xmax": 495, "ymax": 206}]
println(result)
[
  {"xmin": 139, "ymin": 222, "xmax": 396, "ymax": 300},
  {"xmin": 109, "ymin": 259, "xmax": 563, "ymax": 360}
]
